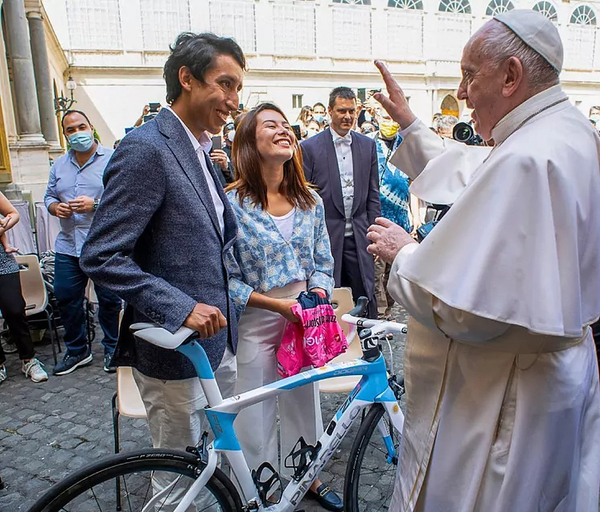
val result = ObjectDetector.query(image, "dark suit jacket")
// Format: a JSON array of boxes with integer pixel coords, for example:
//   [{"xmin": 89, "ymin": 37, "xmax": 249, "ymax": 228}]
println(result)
[
  {"xmin": 80, "ymin": 109, "xmax": 238, "ymax": 380},
  {"xmin": 301, "ymin": 128, "xmax": 380, "ymax": 297}
]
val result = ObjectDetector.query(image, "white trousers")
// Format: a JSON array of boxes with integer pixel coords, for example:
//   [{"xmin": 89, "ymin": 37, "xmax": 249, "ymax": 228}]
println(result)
[
  {"xmin": 234, "ymin": 281, "xmax": 323, "ymax": 480},
  {"xmin": 133, "ymin": 346, "xmax": 237, "ymax": 511}
]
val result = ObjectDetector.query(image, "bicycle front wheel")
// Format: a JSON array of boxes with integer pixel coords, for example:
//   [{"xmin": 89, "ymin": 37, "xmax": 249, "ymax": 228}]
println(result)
[
  {"xmin": 29, "ymin": 449, "xmax": 242, "ymax": 512},
  {"xmin": 344, "ymin": 403, "xmax": 402, "ymax": 512}
]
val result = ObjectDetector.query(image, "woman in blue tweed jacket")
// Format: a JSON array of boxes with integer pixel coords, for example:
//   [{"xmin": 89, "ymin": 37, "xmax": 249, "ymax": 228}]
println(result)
[{"xmin": 225, "ymin": 103, "xmax": 342, "ymax": 510}]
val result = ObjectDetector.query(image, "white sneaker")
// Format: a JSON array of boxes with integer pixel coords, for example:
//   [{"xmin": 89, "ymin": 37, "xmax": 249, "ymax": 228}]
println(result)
[
  {"xmin": 0, "ymin": 364, "xmax": 6, "ymax": 385},
  {"xmin": 22, "ymin": 359, "xmax": 49, "ymax": 383}
]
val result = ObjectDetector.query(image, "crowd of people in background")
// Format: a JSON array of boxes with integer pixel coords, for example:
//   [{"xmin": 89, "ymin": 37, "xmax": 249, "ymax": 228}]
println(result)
[{"xmin": 111, "ymin": 87, "xmax": 463, "ymax": 327}]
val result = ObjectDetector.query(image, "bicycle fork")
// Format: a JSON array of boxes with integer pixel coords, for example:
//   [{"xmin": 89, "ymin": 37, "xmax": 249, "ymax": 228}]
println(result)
[{"xmin": 138, "ymin": 444, "xmax": 219, "ymax": 512}]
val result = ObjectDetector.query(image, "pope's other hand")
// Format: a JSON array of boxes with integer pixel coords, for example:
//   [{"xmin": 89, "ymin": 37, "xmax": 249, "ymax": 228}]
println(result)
[{"xmin": 367, "ymin": 217, "xmax": 417, "ymax": 264}]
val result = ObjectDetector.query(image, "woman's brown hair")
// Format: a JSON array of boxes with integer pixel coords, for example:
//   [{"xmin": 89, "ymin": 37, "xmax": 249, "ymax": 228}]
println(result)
[{"xmin": 227, "ymin": 102, "xmax": 315, "ymax": 210}]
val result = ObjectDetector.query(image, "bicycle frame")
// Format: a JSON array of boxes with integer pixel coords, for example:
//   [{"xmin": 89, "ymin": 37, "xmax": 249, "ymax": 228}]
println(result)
[{"xmin": 165, "ymin": 338, "xmax": 405, "ymax": 512}]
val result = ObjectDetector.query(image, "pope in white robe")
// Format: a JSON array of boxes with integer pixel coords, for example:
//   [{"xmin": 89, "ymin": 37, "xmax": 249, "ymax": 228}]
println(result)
[{"xmin": 367, "ymin": 10, "xmax": 600, "ymax": 512}]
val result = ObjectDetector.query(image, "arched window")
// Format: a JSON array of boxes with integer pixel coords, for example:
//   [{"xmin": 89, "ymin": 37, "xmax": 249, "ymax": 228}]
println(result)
[
  {"xmin": 440, "ymin": 95, "xmax": 459, "ymax": 118},
  {"xmin": 438, "ymin": 0, "xmax": 471, "ymax": 15},
  {"xmin": 571, "ymin": 5, "xmax": 596, "ymax": 26},
  {"xmin": 388, "ymin": 0, "xmax": 423, "ymax": 8},
  {"xmin": 333, "ymin": 0, "xmax": 371, "ymax": 4},
  {"xmin": 485, "ymin": 0, "xmax": 514, "ymax": 16},
  {"xmin": 533, "ymin": 1, "xmax": 557, "ymax": 22}
]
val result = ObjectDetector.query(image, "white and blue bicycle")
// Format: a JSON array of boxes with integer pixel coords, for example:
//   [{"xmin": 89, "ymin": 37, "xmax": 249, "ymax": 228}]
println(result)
[{"xmin": 31, "ymin": 298, "xmax": 406, "ymax": 512}]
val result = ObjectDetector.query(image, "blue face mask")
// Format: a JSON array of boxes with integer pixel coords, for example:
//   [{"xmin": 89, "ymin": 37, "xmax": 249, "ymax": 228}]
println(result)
[
  {"xmin": 68, "ymin": 131, "xmax": 94, "ymax": 152},
  {"xmin": 313, "ymin": 114, "xmax": 325, "ymax": 124}
]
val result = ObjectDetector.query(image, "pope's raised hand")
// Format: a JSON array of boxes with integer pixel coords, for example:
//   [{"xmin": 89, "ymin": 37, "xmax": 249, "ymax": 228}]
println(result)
[{"xmin": 373, "ymin": 60, "xmax": 416, "ymax": 130}]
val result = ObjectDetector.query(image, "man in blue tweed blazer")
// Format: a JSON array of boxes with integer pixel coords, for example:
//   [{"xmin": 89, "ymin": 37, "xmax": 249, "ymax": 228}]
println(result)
[{"xmin": 81, "ymin": 33, "xmax": 245, "ymax": 475}]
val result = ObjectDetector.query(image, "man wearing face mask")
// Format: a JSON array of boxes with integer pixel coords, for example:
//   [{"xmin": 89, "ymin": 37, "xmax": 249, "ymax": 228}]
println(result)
[
  {"xmin": 44, "ymin": 110, "xmax": 122, "ymax": 376},
  {"xmin": 370, "ymin": 110, "xmax": 414, "ymax": 319},
  {"xmin": 312, "ymin": 102, "xmax": 327, "ymax": 126}
]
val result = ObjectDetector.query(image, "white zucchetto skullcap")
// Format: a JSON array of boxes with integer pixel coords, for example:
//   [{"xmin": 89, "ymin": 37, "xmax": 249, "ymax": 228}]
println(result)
[{"xmin": 494, "ymin": 9, "xmax": 563, "ymax": 73}]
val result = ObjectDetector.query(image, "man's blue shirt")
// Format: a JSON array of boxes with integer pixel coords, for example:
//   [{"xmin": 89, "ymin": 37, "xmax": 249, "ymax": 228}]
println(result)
[{"xmin": 44, "ymin": 143, "xmax": 113, "ymax": 257}]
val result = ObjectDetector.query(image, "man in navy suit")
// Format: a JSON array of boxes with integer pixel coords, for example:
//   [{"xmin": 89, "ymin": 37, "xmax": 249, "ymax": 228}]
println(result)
[
  {"xmin": 81, "ymin": 33, "xmax": 245, "ymax": 495},
  {"xmin": 301, "ymin": 87, "xmax": 380, "ymax": 318}
]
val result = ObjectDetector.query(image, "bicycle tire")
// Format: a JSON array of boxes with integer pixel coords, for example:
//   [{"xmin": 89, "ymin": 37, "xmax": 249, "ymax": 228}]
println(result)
[
  {"xmin": 29, "ymin": 448, "xmax": 243, "ymax": 512},
  {"xmin": 344, "ymin": 403, "xmax": 401, "ymax": 512}
]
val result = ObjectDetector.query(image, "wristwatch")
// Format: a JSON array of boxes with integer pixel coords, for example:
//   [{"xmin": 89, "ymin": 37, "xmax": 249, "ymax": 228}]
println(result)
[{"xmin": 93, "ymin": 198, "xmax": 100, "ymax": 210}]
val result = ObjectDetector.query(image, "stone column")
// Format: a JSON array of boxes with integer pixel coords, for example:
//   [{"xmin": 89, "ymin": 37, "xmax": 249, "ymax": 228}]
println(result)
[
  {"xmin": 3, "ymin": 0, "xmax": 44, "ymax": 142},
  {"xmin": 27, "ymin": 11, "xmax": 60, "ymax": 147}
]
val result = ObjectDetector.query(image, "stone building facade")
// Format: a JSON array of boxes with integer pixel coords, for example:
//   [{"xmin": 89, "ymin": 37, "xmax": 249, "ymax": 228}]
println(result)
[
  {"xmin": 3, "ymin": 0, "xmax": 600, "ymax": 196},
  {"xmin": 0, "ymin": 0, "xmax": 68, "ymax": 198}
]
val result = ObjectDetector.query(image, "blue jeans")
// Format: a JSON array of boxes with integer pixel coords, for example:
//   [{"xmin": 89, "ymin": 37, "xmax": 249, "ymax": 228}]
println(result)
[{"xmin": 54, "ymin": 253, "xmax": 121, "ymax": 356}]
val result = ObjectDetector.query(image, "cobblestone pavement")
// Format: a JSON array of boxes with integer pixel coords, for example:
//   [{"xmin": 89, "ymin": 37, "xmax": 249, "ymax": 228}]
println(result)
[{"xmin": 0, "ymin": 307, "xmax": 408, "ymax": 511}]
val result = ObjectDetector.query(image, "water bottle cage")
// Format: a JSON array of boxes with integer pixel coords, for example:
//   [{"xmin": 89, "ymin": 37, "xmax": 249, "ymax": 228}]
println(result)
[
  {"xmin": 284, "ymin": 436, "xmax": 322, "ymax": 481},
  {"xmin": 251, "ymin": 462, "xmax": 283, "ymax": 504}
]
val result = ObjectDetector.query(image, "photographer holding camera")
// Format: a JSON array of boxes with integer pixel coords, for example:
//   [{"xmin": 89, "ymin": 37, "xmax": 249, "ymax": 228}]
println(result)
[
  {"xmin": 209, "ymin": 131, "xmax": 234, "ymax": 185},
  {"xmin": 133, "ymin": 103, "xmax": 162, "ymax": 128},
  {"xmin": 368, "ymin": 10, "xmax": 600, "ymax": 512}
]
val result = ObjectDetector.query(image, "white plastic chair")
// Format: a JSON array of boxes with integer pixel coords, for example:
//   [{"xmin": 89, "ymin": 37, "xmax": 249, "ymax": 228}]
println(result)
[
  {"xmin": 15, "ymin": 254, "xmax": 61, "ymax": 364},
  {"xmin": 109, "ymin": 312, "xmax": 148, "ymax": 509},
  {"xmin": 111, "ymin": 308, "xmax": 147, "ymax": 454},
  {"xmin": 111, "ymin": 367, "xmax": 147, "ymax": 451},
  {"xmin": 319, "ymin": 288, "xmax": 364, "ymax": 394}
]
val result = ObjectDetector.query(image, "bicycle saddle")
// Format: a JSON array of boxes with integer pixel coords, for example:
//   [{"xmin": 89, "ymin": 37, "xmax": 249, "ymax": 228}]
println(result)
[{"xmin": 131, "ymin": 324, "xmax": 197, "ymax": 349}]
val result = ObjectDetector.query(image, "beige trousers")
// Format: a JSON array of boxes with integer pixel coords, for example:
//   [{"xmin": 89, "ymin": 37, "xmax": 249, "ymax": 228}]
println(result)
[
  {"xmin": 374, "ymin": 257, "xmax": 394, "ymax": 316},
  {"xmin": 133, "ymin": 346, "xmax": 236, "ymax": 511},
  {"xmin": 234, "ymin": 281, "xmax": 323, "ymax": 480}
]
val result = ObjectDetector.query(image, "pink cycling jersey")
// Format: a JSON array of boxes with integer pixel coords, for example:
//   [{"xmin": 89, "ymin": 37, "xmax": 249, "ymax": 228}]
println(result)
[{"xmin": 277, "ymin": 296, "xmax": 348, "ymax": 377}]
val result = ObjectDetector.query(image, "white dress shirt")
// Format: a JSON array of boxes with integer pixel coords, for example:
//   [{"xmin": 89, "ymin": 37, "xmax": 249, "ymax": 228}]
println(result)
[
  {"xmin": 331, "ymin": 128, "xmax": 354, "ymax": 237},
  {"xmin": 166, "ymin": 107, "xmax": 225, "ymax": 237}
]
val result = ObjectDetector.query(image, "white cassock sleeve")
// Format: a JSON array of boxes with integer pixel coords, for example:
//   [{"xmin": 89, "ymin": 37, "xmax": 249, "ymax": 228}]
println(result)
[
  {"xmin": 392, "ymin": 120, "xmax": 446, "ymax": 180},
  {"xmin": 388, "ymin": 244, "xmax": 510, "ymax": 343}
]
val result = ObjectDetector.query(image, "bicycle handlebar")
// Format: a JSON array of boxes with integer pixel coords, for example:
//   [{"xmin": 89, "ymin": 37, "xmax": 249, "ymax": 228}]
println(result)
[
  {"xmin": 341, "ymin": 314, "xmax": 408, "ymax": 335},
  {"xmin": 131, "ymin": 303, "xmax": 408, "ymax": 351},
  {"xmin": 131, "ymin": 323, "xmax": 196, "ymax": 349}
]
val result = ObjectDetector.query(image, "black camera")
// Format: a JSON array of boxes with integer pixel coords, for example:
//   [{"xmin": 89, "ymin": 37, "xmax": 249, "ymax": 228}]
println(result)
[
  {"xmin": 143, "ymin": 102, "xmax": 161, "ymax": 123},
  {"xmin": 291, "ymin": 124, "xmax": 303, "ymax": 141},
  {"xmin": 416, "ymin": 204, "xmax": 450, "ymax": 242},
  {"xmin": 452, "ymin": 122, "xmax": 484, "ymax": 146}
]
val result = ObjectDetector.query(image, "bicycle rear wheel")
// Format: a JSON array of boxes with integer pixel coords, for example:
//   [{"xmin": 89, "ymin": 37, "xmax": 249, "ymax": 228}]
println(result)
[
  {"xmin": 344, "ymin": 403, "xmax": 402, "ymax": 512},
  {"xmin": 29, "ymin": 449, "xmax": 242, "ymax": 512}
]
